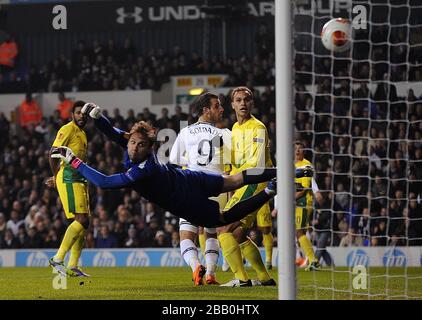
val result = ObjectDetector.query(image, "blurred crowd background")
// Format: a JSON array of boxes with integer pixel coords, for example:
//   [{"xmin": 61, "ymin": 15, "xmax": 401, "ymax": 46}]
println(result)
[
  {"xmin": 0, "ymin": 85, "xmax": 277, "ymax": 250},
  {"xmin": 1, "ymin": 0, "xmax": 422, "ymax": 250}
]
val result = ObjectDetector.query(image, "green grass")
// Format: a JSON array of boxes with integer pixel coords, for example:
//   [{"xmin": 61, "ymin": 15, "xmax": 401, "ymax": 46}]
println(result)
[
  {"xmin": 0, "ymin": 267, "xmax": 421, "ymax": 300},
  {"xmin": 298, "ymin": 267, "xmax": 422, "ymax": 300}
]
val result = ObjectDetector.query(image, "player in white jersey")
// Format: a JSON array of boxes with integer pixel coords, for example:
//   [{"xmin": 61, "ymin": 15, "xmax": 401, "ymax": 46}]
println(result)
[{"xmin": 169, "ymin": 92, "xmax": 231, "ymax": 286}]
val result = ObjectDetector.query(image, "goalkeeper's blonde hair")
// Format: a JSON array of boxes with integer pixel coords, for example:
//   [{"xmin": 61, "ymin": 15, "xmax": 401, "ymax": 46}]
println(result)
[{"xmin": 129, "ymin": 121, "xmax": 157, "ymax": 146}]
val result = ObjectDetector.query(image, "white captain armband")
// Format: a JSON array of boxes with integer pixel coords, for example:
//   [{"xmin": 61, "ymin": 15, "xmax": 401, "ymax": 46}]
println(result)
[{"xmin": 124, "ymin": 164, "xmax": 146, "ymax": 182}]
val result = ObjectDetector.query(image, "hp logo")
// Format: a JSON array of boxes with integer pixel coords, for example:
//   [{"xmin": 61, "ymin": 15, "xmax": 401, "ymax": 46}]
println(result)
[
  {"xmin": 383, "ymin": 248, "xmax": 407, "ymax": 267},
  {"xmin": 161, "ymin": 251, "xmax": 185, "ymax": 267},
  {"xmin": 127, "ymin": 251, "xmax": 150, "ymax": 267},
  {"xmin": 347, "ymin": 249, "xmax": 369, "ymax": 267},
  {"xmin": 26, "ymin": 252, "xmax": 49, "ymax": 267},
  {"xmin": 93, "ymin": 251, "xmax": 116, "ymax": 267}
]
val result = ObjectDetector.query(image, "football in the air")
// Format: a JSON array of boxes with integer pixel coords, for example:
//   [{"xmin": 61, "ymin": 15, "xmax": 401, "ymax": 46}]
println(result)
[{"xmin": 321, "ymin": 18, "xmax": 352, "ymax": 52}]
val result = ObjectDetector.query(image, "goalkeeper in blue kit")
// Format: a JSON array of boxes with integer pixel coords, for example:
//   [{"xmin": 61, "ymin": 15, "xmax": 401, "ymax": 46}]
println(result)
[{"xmin": 51, "ymin": 103, "xmax": 277, "ymax": 228}]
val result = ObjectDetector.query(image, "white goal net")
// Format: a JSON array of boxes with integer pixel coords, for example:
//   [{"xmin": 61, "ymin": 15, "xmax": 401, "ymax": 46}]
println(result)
[{"xmin": 292, "ymin": 0, "xmax": 422, "ymax": 299}]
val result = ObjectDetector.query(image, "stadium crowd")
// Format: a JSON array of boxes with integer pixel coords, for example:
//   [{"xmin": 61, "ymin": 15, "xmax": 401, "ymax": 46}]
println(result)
[
  {"xmin": 295, "ymin": 19, "xmax": 422, "ymax": 247},
  {"xmin": 0, "ymin": 85, "xmax": 277, "ymax": 249},
  {"xmin": 1, "ymin": 78, "xmax": 422, "ymax": 250},
  {"xmin": 1, "ymin": 20, "xmax": 422, "ymax": 250},
  {"xmin": 0, "ymin": 38, "xmax": 275, "ymax": 94}
]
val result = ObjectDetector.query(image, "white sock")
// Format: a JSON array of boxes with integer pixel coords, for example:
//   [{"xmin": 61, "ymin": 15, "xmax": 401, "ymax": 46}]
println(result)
[
  {"xmin": 205, "ymin": 238, "xmax": 219, "ymax": 275},
  {"xmin": 53, "ymin": 257, "xmax": 63, "ymax": 263},
  {"xmin": 180, "ymin": 239, "xmax": 200, "ymax": 272}
]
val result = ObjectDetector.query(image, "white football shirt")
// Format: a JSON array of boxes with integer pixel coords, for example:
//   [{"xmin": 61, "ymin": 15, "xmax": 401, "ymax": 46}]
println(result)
[{"xmin": 169, "ymin": 121, "xmax": 231, "ymax": 174}]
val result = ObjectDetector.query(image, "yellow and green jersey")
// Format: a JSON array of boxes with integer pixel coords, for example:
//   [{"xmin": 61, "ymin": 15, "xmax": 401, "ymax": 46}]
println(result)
[
  {"xmin": 295, "ymin": 158, "xmax": 313, "ymax": 209},
  {"xmin": 52, "ymin": 121, "xmax": 88, "ymax": 183},
  {"xmin": 230, "ymin": 115, "xmax": 273, "ymax": 175},
  {"xmin": 224, "ymin": 115, "xmax": 272, "ymax": 229}
]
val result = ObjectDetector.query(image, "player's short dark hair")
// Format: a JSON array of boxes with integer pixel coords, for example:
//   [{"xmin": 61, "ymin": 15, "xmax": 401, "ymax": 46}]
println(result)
[
  {"xmin": 129, "ymin": 121, "xmax": 157, "ymax": 146},
  {"xmin": 72, "ymin": 100, "xmax": 86, "ymax": 113},
  {"xmin": 295, "ymin": 141, "xmax": 305, "ymax": 148},
  {"xmin": 190, "ymin": 92, "xmax": 219, "ymax": 117},
  {"xmin": 230, "ymin": 86, "xmax": 254, "ymax": 101}
]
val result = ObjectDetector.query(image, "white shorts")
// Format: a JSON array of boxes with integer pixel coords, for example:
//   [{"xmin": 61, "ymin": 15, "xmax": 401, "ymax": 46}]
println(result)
[{"xmin": 179, "ymin": 192, "xmax": 229, "ymax": 234}]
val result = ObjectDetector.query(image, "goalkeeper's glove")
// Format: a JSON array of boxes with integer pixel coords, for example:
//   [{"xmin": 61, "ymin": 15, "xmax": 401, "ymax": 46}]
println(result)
[
  {"xmin": 51, "ymin": 146, "xmax": 83, "ymax": 169},
  {"xmin": 81, "ymin": 102, "xmax": 102, "ymax": 119},
  {"xmin": 295, "ymin": 165, "xmax": 313, "ymax": 178}
]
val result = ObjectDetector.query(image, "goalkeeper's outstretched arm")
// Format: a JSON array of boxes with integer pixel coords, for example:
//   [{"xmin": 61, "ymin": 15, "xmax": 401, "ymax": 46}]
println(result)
[
  {"xmin": 77, "ymin": 162, "xmax": 137, "ymax": 189},
  {"xmin": 94, "ymin": 115, "xmax": 129, "ymax": 148},
  {"xmin": 82, "ymin": 103, "xmax": 129, "ymax": 148},
  {"xmin": 50, "ymin": 146, "xmax": 145, "ymax": 189}
]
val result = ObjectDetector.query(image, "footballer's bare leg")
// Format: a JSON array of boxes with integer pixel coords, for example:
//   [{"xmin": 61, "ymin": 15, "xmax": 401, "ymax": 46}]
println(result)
[
  {"xmin": 217, "ymin": 221, "xmax": 243, "ymax": 237},
  {"xmin": 217, "ymin": 180, "xmax": 276, "ymax": 226},
  {"xmin": 221, "ymin": 168, "xmax": 276, "ymax": 192}
]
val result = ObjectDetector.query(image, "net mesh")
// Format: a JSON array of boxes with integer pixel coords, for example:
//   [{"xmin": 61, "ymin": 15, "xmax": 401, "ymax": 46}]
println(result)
[{"xmin": 292, "ymin": 0, "xmax": 422, "ymax": 299}]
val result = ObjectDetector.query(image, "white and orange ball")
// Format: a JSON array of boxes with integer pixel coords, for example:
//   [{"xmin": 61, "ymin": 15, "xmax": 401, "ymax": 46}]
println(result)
[{"xmin": 321, "ymin": 18, "xmax": 352, "ymax": 52}]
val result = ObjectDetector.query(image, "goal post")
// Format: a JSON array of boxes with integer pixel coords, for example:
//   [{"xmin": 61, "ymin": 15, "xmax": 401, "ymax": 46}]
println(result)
[
  {"xmin": 290, "ymin": 0, "xmax": 422, "ymax": 300},
  {"xmin": 276, "ymin": 0, "xmax": 296, "ymax": 300}
]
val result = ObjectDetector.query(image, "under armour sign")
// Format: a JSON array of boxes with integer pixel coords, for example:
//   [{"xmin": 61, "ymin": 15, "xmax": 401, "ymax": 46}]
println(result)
[{"xmin": 116, "ymin": 7, "xmax": 143, "ymax": 24}]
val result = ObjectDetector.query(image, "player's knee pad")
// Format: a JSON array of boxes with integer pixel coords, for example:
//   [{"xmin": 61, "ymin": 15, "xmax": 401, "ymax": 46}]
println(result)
[
  {"xmin": 179, "ymin": 218, "xmax": 198, "ymax": 234},
  {"xmin": 204, "ymin": 227, "xmax": 217, "ymax": 235}
]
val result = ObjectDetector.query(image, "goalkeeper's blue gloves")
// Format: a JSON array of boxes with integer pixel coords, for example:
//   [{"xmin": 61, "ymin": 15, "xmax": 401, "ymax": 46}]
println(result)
[
  {"xmin": 51, "ymin": 146, "xmax": 83, "ymax": 169},
  {"xmin": 295, "ymin": 165, "xmax": 313, "ymax": 178},
  {"xmin": 81, "ymin": 102, "xmax": 102, "ymax": 119}
]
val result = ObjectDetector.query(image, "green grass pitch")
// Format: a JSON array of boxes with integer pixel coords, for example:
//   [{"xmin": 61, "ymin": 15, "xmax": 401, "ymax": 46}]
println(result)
[{"xmin": 0, "ymin": 267, "xmax": 421, "ymax": 300}]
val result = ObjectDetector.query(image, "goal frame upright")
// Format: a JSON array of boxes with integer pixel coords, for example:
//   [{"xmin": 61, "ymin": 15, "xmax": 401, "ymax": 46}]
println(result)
[{"xmin": 276, "ymin": 0, "xmax": 296, "ymax": 300}]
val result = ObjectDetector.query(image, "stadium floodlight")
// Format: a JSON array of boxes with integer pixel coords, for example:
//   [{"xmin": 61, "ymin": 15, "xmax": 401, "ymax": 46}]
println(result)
[
  {"xmin": 189, "ymin": 88, "xmax": 205, "ymax": 96},
  {"xmin": 276, "ymin": 0, "xmax": 296, "ymax": 300}
]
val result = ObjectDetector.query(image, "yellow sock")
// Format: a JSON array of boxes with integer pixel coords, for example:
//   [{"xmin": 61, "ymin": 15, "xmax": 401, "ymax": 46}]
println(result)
[
  {"xmin": 240, "ymin": 239, "xmax": 271, "ymax": 282},
  {"xmin": 218, "ymin": 233, "xmax": 249, "ymax": 282},
  {"xmin": 262, "ymin": 233, "xmax": 273, "ymax": 265},
  {"xmin": 298, "ymin": 234, "xmax": 317, "ymax": 262},
  {"xmin": 55, "ymin": 220, "xmax": 84, "ymax": 262},
  {"xmin": 67, "ymin": 229, "xmax": 87, "ymax": 268},
  {"xmin": 198, "ymin": 233, "xmax": 206, "ymax": 255}
]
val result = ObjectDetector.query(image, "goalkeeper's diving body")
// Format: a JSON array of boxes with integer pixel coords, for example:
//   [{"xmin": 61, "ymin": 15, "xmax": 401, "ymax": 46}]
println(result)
[{"xmin": 51, "ymin": 104, "xmax": 277, "ymax": 229}]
